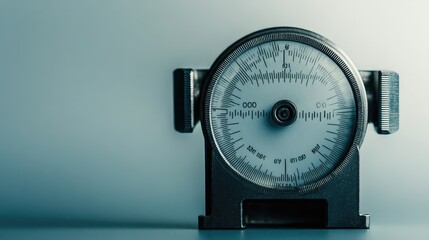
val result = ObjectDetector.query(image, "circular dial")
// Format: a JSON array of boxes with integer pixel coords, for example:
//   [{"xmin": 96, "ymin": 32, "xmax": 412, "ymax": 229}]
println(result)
[{"xmin": 208, "ymin": 37, "xmax": 358, "ymax": 189}]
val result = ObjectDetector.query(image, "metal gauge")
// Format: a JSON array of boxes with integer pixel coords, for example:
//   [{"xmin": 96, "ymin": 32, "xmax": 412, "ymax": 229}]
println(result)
[
  {"xmin": 208, "ymin": 39, "xmax": 357, "ymax": 189},
  {"xmin": 174, "ymin": 27, "xmax": 399, "ymax": 229}
]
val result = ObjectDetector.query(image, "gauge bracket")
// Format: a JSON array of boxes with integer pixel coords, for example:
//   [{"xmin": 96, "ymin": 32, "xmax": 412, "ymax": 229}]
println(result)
[{"xmin": 198, "ymin": 145, "xmax": 369, "ymax": 228}]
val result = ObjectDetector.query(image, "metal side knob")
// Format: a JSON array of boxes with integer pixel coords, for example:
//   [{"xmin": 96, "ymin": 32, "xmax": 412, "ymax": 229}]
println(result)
[
  {"xmin": 360, "ymin": 70, "xmax": 399, "ymax": 134},
  {"xmin": 378, "ymin": 71, "xmax": 399, "ymax": 134},
  {"xmin": 173, "ymin": 69, "xmax": 207, "ymax": 133}
]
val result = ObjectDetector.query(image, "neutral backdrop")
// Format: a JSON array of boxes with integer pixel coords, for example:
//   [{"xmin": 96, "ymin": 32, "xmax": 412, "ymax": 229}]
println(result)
[{"xmin": 0, "ymin": 0, "xmax": 427, "ymax": 239}]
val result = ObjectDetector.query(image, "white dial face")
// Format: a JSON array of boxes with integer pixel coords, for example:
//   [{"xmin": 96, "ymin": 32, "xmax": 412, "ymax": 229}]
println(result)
[{"xmin": 209, "ymin": 40, "xmax": 357, "ymax": 189}]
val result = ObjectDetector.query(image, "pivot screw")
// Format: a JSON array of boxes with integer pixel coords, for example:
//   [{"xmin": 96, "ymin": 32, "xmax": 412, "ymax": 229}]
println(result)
[{"xmin": 271, "ymin": 100, "xmax": 297, "ymax": 126}]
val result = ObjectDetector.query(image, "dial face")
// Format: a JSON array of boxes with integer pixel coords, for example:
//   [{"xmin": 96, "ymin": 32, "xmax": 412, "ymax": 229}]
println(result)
[{"xmin": 208, "ymin": 39, "xmax": 357, "ymax": 189}]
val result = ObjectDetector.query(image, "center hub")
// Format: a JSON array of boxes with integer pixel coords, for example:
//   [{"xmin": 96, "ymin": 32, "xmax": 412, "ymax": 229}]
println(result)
[{"xmin": 271, "ymin": 100, "xmax": 297, "ymax": 126}]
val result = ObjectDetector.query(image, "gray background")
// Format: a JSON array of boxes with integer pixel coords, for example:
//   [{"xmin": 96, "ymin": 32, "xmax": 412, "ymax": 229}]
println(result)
[{"xmin": 0, "ymin": 0, "xmax": 427, "ymax": 239}]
